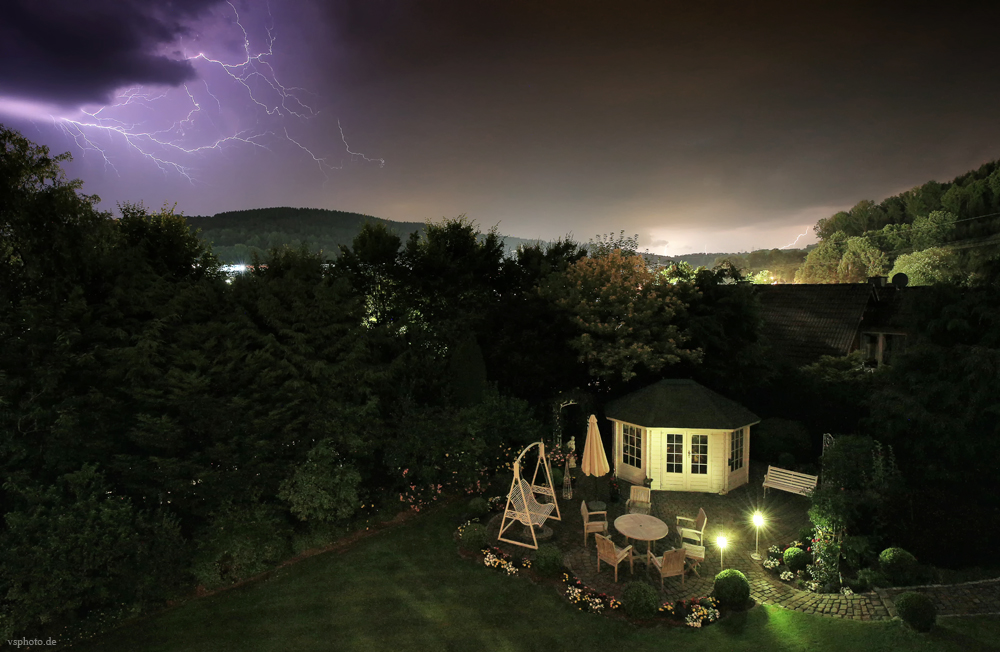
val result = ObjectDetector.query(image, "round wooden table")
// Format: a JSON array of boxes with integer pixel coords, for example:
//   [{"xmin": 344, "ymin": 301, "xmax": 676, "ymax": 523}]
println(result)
[{"xmin": 614, "ymin": 514, "xmax": 669, "ymax": 560}]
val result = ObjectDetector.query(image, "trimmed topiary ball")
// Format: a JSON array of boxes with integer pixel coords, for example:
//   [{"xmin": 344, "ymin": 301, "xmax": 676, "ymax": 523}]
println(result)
[
  {"xmin": 621, "ymin": 581, "xmax": 660, "ymax": 619},
  {"xmin": 895, "ymin": 591, "xmax": 937, "ymax": 632},
  {"xmin": 468, "ymin": 497, "xmax": 489, "ymax": 516},
  {"xmin": 460, "ymin": 523, "xmax": 488, "ymax": 551},
  {"xmin": 879, "ymin": 547, "xmax": 918, "ymax": 586},
  {"xmin": 713, "ymin": 569, "xmax": 751, "ymax": 608},
  {"xmin": 534, "ymin": 543, "xmax": 564, "ymax": 577},
  {"xmin": 784, "ymin": 546, "xmax": 808, "ymax": 573}
]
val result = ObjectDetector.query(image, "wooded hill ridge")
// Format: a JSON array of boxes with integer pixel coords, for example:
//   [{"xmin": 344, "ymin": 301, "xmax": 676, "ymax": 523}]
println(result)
[
  {"xmin": 185, "ymin": 207, "xmax": 551, "ymax": 263},
  {"xmin": 185, "ymin": 206, "xmax": 811, "ymax": 272},
  {"xmin": 794, "ymin": 159, "xmax": 1000, "ymax": 284},
  {"xmin": 186, "ymin": 155, "xmax": 1000, "ymax": 285}
]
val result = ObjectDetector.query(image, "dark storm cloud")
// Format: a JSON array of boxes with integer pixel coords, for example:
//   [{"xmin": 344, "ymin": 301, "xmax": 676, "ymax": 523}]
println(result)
[{"xmin": 0, "ymin": 0, "xmax": 224, "ymax": 106}]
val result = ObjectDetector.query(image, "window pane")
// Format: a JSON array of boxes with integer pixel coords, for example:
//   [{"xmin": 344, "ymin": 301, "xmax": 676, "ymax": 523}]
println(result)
[
  {"xmin": 691, "ymin": 434, "xmax": 708, "ymax": 475},
  {"xmin": 666, "ymin": 433, "xmax": 683, "ymax": 473},
  {"xmin": 623, "ymin": 424, "xmax": 642, "ymax": 468},
  {"xmin": 729, "ymin": 429, "xmax": 744, "ymax": 472}
]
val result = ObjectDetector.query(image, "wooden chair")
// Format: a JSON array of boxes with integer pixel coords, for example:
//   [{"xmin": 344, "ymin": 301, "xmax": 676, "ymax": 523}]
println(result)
[
  {"xmin": 648, "ymin": 547, "xmax": 687, "ymax": 589},
  {"xmin": 594, "ymin": 533, "xmax": 633, "ymax": 582},
  {"xmin": 682, "ymin": 542, "xmax": 705, "ymax": 577},
  {"xmin": 580, "ymin": 500, "xmax": 608, "ymax": 547},
  {"xmin": 625, "ymin": 485, "xmax": 651, "ymax": 515},
  {"xmin": 676, "ymin": 507, "xmax": 707, "ymax": 545}
]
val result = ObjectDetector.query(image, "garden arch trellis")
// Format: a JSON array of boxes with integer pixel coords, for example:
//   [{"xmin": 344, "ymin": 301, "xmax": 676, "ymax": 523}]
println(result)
[{"xmin": 497, "ymin": 441, "xmax": 561, "ymax": 549}]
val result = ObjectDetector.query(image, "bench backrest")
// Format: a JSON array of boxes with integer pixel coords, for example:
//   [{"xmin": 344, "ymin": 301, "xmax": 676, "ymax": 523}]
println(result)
[{"xmin": 766, "ymin": 466, "xmax": 818, "ymax": 487}]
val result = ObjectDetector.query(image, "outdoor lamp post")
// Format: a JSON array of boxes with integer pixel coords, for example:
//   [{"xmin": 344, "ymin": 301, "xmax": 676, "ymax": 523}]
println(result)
[
  {"xmin": 717, "ymin": 535, "xmax": 728, "ymax": 570},
  {"xmin": 751, "ymin": 512, "xmax": 764, "ymax": 561}
]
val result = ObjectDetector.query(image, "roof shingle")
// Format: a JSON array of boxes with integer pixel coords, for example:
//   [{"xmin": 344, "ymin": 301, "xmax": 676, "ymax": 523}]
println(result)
[
  {"xmin": 753, "ymin": 284, "xmax": 873, "ymax": 366},
  {"xmin": 606, "ymin": 379, "xmax": 760, "ymax": 429}
]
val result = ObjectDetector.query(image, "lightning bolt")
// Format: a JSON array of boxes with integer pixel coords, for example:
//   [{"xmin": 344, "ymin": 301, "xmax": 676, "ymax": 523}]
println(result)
[
  {"xmin": 8, "ymin": 1, "xmax": 381, "ymax": 184},
  {"xmin": 780, "ymin": 230, "xmax": 810, "ymax": 249}
]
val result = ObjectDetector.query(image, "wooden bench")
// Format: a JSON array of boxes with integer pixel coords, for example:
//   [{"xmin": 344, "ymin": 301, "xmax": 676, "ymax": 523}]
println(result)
[{"xmin": 762, "ymin": 465, "xmax": 818, "ymax": 496}]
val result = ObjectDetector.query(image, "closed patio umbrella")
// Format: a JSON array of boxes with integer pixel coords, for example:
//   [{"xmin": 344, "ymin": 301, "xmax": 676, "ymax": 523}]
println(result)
[{"xmin": 581, "ymin": 414, "xmax": 610, "ymax": 478}]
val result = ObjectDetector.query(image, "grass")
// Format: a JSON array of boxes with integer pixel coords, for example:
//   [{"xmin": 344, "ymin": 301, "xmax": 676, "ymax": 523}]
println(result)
[{"xmin": 73, "ymin": 500, "xmax": 1000, "ymax": 652}]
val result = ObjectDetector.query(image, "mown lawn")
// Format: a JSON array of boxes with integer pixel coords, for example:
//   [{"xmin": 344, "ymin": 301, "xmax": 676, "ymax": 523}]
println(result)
[{"xmin": 75, "ymin": 501, "xmax": 1000, "ymax": 652}]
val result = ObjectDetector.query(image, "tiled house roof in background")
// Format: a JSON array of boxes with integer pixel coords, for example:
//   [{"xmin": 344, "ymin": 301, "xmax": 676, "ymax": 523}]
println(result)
[
  {"xmin": 606, "ymin": 379, "xmax": 760, "ymax": 430},
  {"xmin": 753, "ymin": 284, "xmax": 874, "ymax": 367}
]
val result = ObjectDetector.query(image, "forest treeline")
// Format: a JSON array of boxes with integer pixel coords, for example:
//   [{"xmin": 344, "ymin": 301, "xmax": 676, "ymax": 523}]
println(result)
[
  {"xmin": 792, "ymin": 160, "xmax": 1000, "ymax": 284},
  {"xmin": 186, "ymin": 207, "xmax": 548, "ymax": 263},
  {"xmin": 3, "ymin": 125, "xmax": 1000, "ymax": 643}
]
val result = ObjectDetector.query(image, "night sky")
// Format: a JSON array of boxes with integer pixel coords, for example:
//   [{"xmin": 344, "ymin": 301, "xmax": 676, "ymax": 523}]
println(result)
[{"xmin": 4, "ymin": 1, "xmax": 1000, "ymax": 255}]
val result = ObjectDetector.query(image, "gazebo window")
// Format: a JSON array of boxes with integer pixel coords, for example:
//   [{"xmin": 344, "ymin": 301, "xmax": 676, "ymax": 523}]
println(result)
[
  {"xmin": 665, "ymin": 433, "xmax": 683, "ymax": 473},
  {"xmin": 623, "ymin": 424, "xmax": 642, "ymax": 468},
  {"xmin": 729, "ymin": 429, "xmax": 745, "ymax": 472},
  {"xmin": 691, "ymin": 434, "xmax": 708, "ymax": 475}
]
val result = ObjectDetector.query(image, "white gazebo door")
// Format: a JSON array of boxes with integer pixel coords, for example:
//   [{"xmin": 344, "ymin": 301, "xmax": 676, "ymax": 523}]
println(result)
[{"xmin": 662, "ymin": 432, "xmax": 711, "ymax": 491}]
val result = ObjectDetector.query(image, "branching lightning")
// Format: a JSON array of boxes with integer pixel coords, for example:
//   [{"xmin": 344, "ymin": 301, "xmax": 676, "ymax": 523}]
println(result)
[
  {"xmin": 780, "ymin": 229, "xmax": 810, "ymax": 249},
  {"xmin": 17, "ymin": 1, "xmax": 382, "ymax": 184}
]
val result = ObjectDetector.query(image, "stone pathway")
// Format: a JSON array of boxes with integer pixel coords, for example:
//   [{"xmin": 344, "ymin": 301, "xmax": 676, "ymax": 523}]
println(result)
[
  {"xmin": 879, "ymin": 579, "xmax": 1000, "ymax": 618},
  {"xmin": 483, "ymin": 461, "xmax": 1000, "ymax": 621}
]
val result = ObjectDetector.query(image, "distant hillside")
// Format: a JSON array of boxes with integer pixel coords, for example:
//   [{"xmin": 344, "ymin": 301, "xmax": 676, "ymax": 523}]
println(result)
[
  {"xmin": 799, "ymin": 158, "xmax": 1000, "ymax": 284},
  {"xmin": 185, "ymin": 207, "xmax": 546, "ymax": 263}
]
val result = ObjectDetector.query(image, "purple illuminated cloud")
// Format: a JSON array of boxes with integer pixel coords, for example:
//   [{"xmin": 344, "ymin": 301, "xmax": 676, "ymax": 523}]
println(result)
[{"xmin": 0, "ymin": 0, "xmax": 223, "ymax": 107}]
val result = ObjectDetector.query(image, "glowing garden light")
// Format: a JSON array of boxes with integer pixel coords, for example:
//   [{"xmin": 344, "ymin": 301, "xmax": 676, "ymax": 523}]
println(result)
[
  {"xmin": 751, "ymin": 511, "xmax": 764, "ymax": 560},
  {"xmin": 717, "ymin": 534, "xmax": 728, "ymax": 569}
]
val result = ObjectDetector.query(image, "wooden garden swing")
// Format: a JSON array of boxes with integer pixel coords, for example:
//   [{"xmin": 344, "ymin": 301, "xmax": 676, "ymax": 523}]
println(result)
[{"xmin": 497, "ymin": 441, "xmax": 561, "ymax": 550}]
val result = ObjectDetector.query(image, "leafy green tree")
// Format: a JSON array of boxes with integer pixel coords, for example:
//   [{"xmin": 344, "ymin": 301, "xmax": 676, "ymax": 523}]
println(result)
[
  {"xmin": 910, "ymin": 210, "xmax": 958, "ymax": 250},
  {"xmin": 540, "ymin": 249, "xmax": 700, "ymax": 385},
  {"xmin": 0, "ymin": 124, "xmax": 109, "ymax": 303},
  {"xmin": 888, "ymin": 247, "xmax": 964, "ymax": 285},
  {"xmin": 0, "ymin": 465, "xmax": 185, "ymax": 639},
  {"xmin": 838, "ymin": 236, "xmax": 888, "ymax": 282},
  {"xmin": 795, "ymin": 232, "xmax": 849, "ymax": 283},
  {"xmin": 336, "ymin": 221, "xmax": 404, "ymax": 329},
  {"xmin": 399, "ymin": 216, "xmax": 505, "ymax": 351},
  {"xmin": 588, "ymin": 230, "xmax": 639, "ymax": 257},
  {"xmin": 483, "ymin": 238, "xmax": 588, "ymax": 400}
]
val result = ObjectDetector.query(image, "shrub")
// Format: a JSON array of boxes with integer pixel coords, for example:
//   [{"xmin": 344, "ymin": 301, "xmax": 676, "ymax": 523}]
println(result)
[
  {"xmin": 550, "ymin": 467, "xmax": 564, "ymax": 488},
  {"xmin": 798, "ymin": 525, "xmax": 815, "ymax": 544},
  {"xmin": 857, "ymin": 567, "xmax": 889, "ymax": 589},
  {"xmin": 895, "ymin": 591, "xmax": 937, "ymax": 632},
  {"xmin": 712, "ymin": 569, "xmax": 751, "ymax": 608},
  {"xmin": 468, "ymin": 497, "xmax": 489, "ymax": 516},
  {"xmin": 784, "ymin": 546, "xmax": 808, "ymax": 572},
  {"xmin": 621, "ymin": 582, "xmax": 660, "ymax": 619},
  {"xmin": 460, "ymin": 523, "xmax": 488, "ymax": 551},
  {"xmin": 192, "ymin": 500, "xmax": 293, "ymax": 589},
  {"xmin": 879, "ymin": 547, "xmax": 918, "ymax": 586},
  {"xmin": 534, "ymin": 543, "xmax": 564, "ymax": 577}
]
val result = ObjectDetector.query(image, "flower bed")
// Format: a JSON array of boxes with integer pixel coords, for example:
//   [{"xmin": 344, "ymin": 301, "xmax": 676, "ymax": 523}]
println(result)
[
  {"xmin": 659, "ymin": 597, "xmax": 721, "ymax": 627},
  {"xmin": 561, "ymin": 572, "xmax": 622, "ymax": 613}
]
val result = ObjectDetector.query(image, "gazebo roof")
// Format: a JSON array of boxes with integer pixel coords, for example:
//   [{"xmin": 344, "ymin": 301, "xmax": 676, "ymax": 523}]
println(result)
[{"xmin": 605, "ymin": 379, "xmax": 760, "ymax": 430}]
